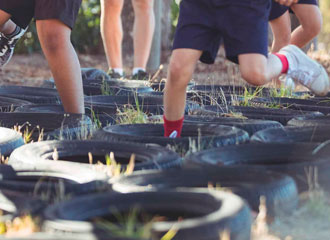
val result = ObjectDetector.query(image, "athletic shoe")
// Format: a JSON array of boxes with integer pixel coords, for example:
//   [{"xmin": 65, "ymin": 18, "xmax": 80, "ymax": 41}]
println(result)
[
  {"xmin": 279, "ymin": 75, "xmax": 296, "ymax": 91},
  {"xmin": 107, "ymin": 69, "xmax": 124, "ymax": 79},
  {"xmin": 131, "ymin": 70, "xmax": 149, "ymax": 81},
  {"xmin": 0, "ymin": 27, "xmax": 26, "ymax": 67},
  {"xmin": 279, "ymin": 44, "xmax": 329, "ymax": 96}
]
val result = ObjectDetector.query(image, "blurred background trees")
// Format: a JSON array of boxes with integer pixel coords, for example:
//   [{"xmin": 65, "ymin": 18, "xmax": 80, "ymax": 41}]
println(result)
[{"xmin": 15, "ymin": 0, "xmax": 330, "ymax": 55}]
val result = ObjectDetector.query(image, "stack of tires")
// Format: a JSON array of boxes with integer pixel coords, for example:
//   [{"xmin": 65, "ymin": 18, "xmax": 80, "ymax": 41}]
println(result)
[{"xmin": 0, "ymin": 75, "xmax": 329, "ymax": 239}]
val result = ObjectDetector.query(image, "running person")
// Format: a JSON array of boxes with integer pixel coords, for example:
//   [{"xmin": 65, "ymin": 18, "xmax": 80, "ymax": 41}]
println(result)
[
  {"xmin": 163, "ymin": 0, "xmax": 329, "ymax": 138},
  {"xmin": 0, "ymin": 0, "xmax": 85, "ymax": 114}
]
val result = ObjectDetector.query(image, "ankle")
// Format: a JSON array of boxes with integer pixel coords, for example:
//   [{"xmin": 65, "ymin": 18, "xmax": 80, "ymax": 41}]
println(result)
[
  {"xmin": 163, "ymin": 115, "xmax": 184, "ymax": 137},
  {"xmin": 274, "ymin": 53, "xmax": 289, "ymax": 74}
]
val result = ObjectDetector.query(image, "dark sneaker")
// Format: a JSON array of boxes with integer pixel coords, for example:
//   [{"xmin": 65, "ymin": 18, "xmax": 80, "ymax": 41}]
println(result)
[
  {"xmin": 107, "ymin": 69, "xmax": 124, "ymax": 79},
  {"xmin": 131, "ymin": 70, "xmax": 150, "ymax": 80},
  {"xmin": 0, "ymin": 27, "xmax": 26, "ymax": 67}
]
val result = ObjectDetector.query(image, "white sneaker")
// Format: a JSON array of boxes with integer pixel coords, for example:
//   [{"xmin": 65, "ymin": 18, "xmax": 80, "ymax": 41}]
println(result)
[
  {"xmin": 279, "ymin": 75, "xmax": 296, "ymax": 92},
  {"xmin": 279, "ymin": 45, "xmax": 329, "ymax": 96},
  {"xmin": 169, "ymin": 130, "xmax": 178, "ymax": 138}
]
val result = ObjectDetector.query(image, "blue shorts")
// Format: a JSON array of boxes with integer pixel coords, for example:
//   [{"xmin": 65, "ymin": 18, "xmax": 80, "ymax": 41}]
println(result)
[
  {"xmin": 269, "ymin": 0, "xmax": 318, "ymax": 21},
  {"xmin": 172, "ymin": 0, "xmax": 271, "ymax": 64}
]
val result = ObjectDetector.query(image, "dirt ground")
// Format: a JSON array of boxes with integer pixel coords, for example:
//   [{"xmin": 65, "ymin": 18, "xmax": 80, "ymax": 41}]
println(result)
[{"xmin": 1, "ymin": 50, "xmax": 330, "ymax": 240}]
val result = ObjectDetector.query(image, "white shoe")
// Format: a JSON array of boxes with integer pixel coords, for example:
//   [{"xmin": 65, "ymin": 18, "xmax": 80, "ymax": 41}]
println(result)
[
  {"xmin": 279, "ymin": 75, "xmax": 296, "ymax": 92},
  {"xmin": 279, "ymin": 45, "xmax": 329, "ymax": 96}
]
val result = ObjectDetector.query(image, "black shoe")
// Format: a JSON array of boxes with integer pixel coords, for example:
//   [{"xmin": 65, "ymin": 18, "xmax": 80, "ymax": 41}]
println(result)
[
  {"xmin": 0, "ymin": 27, "xmax": 26, "ymax": 67},
  {"xmin": 131, "ymin": 70, "xmax": 149, "ymax": 81},
  {"xmin": 107, "ymin": 69, "xmax": 124, "ymax": 79}
]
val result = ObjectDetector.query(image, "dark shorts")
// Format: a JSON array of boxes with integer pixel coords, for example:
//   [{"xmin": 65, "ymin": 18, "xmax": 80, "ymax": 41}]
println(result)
[
  {"xmin": 172, "ymin": 0, "xmax": 271, "ymax": 64},
  {"xmin": 0, "ymin": 0, "xmax": 82, "ymax": 29},
  {"xmin": 269, "ymin": 0, "xmax": 318, "ymax": 21}
]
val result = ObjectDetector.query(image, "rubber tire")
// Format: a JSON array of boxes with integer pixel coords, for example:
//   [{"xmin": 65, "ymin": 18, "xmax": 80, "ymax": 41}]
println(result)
[
  {"xmin": 287, "ymin": 115, "xmax": 330, "ymax": 127},
  {"xmin": 0, "ymin": 86, "xmax": 60, "ymax": 104},
  {"xmin": 251, "ymin": 126, "xmax": 330, "ymax": 144},
  {"xmin": 8, "ymin": 140, "xmax": 182, "ymax": 171},
  {"xmin": 94, "ymin": 123, "xmax": 250, "ymax": 149},
  {"xmin": 183, "ymin": 115, "xmax": 282, "ymax": 135},
  {"xmin": 184, "ymin": 142, "xmax": 330, "ymax": 192},
  {"xmin": 110, "ymin": 167, "xmax": 298, "ymax": 217},
  {"xmin": 251, "ymin": 97, "xmax": 330, "ymax": 114},
  {"xmin": 0, "ymin": 112, "xmax": 95, "ymax": 141},
  {"xmin": 81, "ymin": 68, "xmax": 110, "ymax": 81},
  {"xmin": 43, "ymin": 189, "xmax": 252, "ymax": 240},
  {"xmin": 84, "ymin": 95, "xmax": 200, "ymax": 115},
  {"xmin": 0, "ymin": 96, "xmax": 32, "ymax": 112},
  {"xmin": 203, "ymin": 105, "xmax": 323, "ymax": 125},
  {"xmin": 0, "ymin": 127, "xmax": 24, "ymax": 157}
]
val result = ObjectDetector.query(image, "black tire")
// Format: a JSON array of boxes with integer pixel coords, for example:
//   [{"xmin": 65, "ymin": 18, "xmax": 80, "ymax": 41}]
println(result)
[
  {"xmin": 43, "ymin": 189, "xmax": 251, "ymax": 240},
  {"xmin": 84, "ymin": 95, "xmax": 200, "ymax": 115},
  {"xmin": 150, "ymin": 82, "xmax": 195, "ymax": 92},
  {"xmin": 183, "ymin": 115, "xmax": 282, "ymax": 135},
  {"xmin": 94, "ymin": 123, "xmax": 250, "ymax": 150},
  {"xmin": 251, "ymin": 126, "xmax": 330, "ymax": 144},
  {"xmin": 251, "ymin": 97, "xmax": 330, "ymax": 114},
  {"xmin": 0, "ymin": 96, "xmax": 32, "ymax": 112},
  {"xmin": 203, "ymin": 105, "xmax": 323, "ymax": 125},
  {"xmin": 110, "ymin": 167, "xmax": 298, "ymax": 217},
  {"xmin": 0, "ymin": 167, "xmax": 109, "ymax": 203},
  {"xmin": 83, "ymin": 79, "xmax": 153, "ymax": 96},
  {"xmin": 184, "ymin": 143, "xmax": 330, "ymax": 192},
  {"xmin": 0, "ymin": 112, "xmax": 95, "ymax": 141},
  {"xmin": 9, "ymin": 140, "xmax": 182, "ymax": 171},
  {"xmin": 0, "ymin": 127, "xmax": 24, "ymax": 157},
  {"xmin": 15, "ymin": 103, "xmax": 118, "ymax": 115},
  {"xmin": 0, "ymin": 189, "xmax": 45, "ymax": 220},
  {"xmin": 287, "ymin": 115, "xmax": 330, "ymax": 127},
  {"xmin": 0, "ymin": 86, "xmax": 60, "ymax": 104}
]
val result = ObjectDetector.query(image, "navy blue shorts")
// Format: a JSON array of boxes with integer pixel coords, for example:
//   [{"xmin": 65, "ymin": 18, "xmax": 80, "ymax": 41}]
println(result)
[
  {"xmin": 172, "ymin": 0, "xmax": 271, "ymax": 64},
  {"xmin": 269, "ymin": 0, "xmax": 318, "ymax": 21},
  {"xmin": 0, "ymin": 0, "xmax": 81, "ymax": 29}
]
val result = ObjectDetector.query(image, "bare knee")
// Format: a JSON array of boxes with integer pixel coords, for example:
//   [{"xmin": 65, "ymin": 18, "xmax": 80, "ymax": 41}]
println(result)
[
  {"xmin": 241, "ymin": 68, "xmax": 268, "ymax": 86},
  {"xmin": 273, "ymin": 34, "xmax": 291, "ymax": 50},
  {"xmin": 133, "ymin": 0, "xmax": 154, "ymax": 15},
  {"xmin": 39, "ymin": 30, "xmax": 68, "ymax": 54},
  {"xmin": 168, "ymin": 59, "xmax": 192, "ymax": 89}
]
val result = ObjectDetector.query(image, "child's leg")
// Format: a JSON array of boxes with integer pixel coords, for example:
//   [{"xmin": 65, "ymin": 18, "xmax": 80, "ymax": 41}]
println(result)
[
  {"xmin": 100, "ymin": 0, "xmax": 124, "ymax": 72},
  {"xmin": 269, "ymin": 11, "xmax": 291, "ymax": 52},
  {"xmin": 132, "ymin": 0, "xmax": 155, "ymax": 70},
  {"xmin": 290, "ymin": 3, "xmax": 322, "ymax": 48},
  {"xmin": 36, "ymin": 19, "xmax": 84, "ymax": 114},
  {"xmin": 0, "ymin": 10, "xmax": 14, "ymax": 34},
  {"xmin": 239, "ymin": 53, "xmax": 283, "ymax": 86},
  {"xmin": 164, "ymin": 49, "xmax": 201, "ymax": 119}
]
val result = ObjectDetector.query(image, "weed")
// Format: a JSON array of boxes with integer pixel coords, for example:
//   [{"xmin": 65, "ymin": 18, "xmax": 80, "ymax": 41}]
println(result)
[
  {"xmin": 95, "ymin": 206, "xmax": 177, "ymax": 240},
  {"xmin": 0, "ymin": 213, "xmax": 39, "ymax": 237},
  {"xmin": 93, "ymin": 152, "xmax": 136, "ymax": 178}
]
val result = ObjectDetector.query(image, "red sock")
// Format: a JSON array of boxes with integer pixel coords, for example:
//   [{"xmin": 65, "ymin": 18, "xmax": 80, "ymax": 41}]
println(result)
[
  {"xmin": 163, "ymin": 116, "xmax": 184, "ymax": 137},
  {"xmin": 274, "ymin": 53, "xmax": 289, "ymax": 74}
]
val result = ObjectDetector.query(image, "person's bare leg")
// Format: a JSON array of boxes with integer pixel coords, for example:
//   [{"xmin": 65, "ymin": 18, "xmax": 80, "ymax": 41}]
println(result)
[
  {"xmin": 239, "ymin": 54, "xmax": 283, "ymax": 86},
  {"xmin": 132, "ymin": 0, "xmax": 155, "ymax": 69},
  {"xmin": 164, "ymin": 49, "xmax": 202, "ymax": 121},
  {"xmin": 290, "ymin": 4, "xmax": 322, "ymax": 48},
  {"xmin": 36, "ymin": 19, "xmax": 84, "ymax": 114},
  {"xmin": 269, "ymin": 11, "xmax": 291, "ymax": 52},
  {"xmin": 100, "ymin": 0, "xmax": 124, "ymax": 69}
]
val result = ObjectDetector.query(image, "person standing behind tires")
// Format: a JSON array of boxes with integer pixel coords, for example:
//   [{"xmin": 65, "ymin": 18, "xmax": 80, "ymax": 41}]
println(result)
[
  {"xmin": 100, "ymin": 0, "xmax": 155, "ymax": 80},
  {"xmin": 0, "ymin": 0, "xmax": 85, "ymax": 114}
]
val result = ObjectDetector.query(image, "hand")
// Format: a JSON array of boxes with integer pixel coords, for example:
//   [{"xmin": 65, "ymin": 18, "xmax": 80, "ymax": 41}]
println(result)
[{"xmin": 274, "ymin": 0, "xmax": 299, "ymax": 7}]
